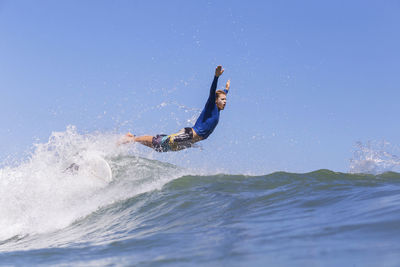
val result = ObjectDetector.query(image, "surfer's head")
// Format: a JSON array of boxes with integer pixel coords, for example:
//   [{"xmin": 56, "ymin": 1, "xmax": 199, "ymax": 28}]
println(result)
[{"xmin": 216, "ymin": 90, "xmax": 227, "ymax": 110}]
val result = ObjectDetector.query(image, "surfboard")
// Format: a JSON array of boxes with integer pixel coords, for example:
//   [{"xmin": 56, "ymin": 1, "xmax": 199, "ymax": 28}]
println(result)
[
  {"xmin": 80, "ymin": 155, "xmax": 112, "ymax": 182},
  {"xmin": 65, "ymin": 154, "xmax": 112, "ymax": 183}
]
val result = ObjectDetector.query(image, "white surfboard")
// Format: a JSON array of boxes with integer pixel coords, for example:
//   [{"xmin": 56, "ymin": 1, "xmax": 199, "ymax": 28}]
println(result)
[
  {"xmin": 81, "ymin": 155, "xmax": 112, "ymax": 182},
  {"xmin": 64, "ymin": 154, "xmax": 112, "ymax": 183},
  {"xmin": 64, "ymin": 152, "xmax": 113, "ymax": 183}
]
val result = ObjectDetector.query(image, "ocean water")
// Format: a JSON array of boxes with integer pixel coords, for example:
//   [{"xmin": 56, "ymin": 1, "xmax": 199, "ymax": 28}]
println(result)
[{"xmin": 1, "ymin": 128, "xmax": 400, "ymax": 266}]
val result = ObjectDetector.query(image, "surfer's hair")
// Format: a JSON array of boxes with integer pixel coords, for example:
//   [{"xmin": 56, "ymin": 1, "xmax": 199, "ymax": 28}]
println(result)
[{"xmin": 216, "ymin": 90, "xmax": 227, "ymax": 98}]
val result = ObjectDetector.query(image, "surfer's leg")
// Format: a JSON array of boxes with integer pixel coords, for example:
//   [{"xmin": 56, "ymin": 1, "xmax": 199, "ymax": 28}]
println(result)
[
  {"xmin": 119, "ymin": 133, "xmax": 154, "ymax": 148},
  {"xmin": 167, "ymin": 128, "xmax": 191, "ymax": 151},
  {"xmin": 133, "ymin": 136, "xmax": 154, "ymax": 149},
  {"xmin": 120, "ymin": 132, "xmax": 170, "ymax": 151},
  {"xmin": 119, "ymin": 132, "xmax": 135, "ymax": 145}
]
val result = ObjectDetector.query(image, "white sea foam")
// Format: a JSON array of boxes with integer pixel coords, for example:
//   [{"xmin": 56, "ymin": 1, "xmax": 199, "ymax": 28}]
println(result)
[
  {"xmin": 349, "ymin": 141, "xmax": 400, "ymax": 174},
  {"xmin": 0, "ymin": 126, "xmax": 184, "ymax": 242}
]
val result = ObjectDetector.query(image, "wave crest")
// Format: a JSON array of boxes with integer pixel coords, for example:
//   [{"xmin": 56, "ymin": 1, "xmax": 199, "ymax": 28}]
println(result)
[{"xmin": 349, "ymin": 141, "xmax": 400, "ymax": 174}]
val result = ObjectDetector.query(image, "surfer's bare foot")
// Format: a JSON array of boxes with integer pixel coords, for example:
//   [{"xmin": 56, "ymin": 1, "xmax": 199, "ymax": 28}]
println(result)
[{"xmin": 118, "ymin": 132, "xmax": 136, "ymax": 145}]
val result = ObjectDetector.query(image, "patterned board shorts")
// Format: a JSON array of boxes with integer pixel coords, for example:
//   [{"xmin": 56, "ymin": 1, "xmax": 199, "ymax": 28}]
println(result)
[{"xmin": 152, "ymin": 127, "xmax": 194, "ymax": 152}]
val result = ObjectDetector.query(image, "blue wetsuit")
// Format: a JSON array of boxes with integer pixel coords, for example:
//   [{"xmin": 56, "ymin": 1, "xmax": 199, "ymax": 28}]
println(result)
[
  {"xmin": 192, "ymin": 76, "xmax": 220, "ymax": 139},
  {"xmin": 152, "ymin": 75, "xmax": 220, "ymax": 152}
]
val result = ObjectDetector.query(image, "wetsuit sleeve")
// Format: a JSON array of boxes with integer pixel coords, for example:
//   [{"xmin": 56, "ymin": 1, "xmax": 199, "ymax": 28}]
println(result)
[
  {"xmin": 193, "ymin": 75, "xmax": 220, "ymax": 138},
  {"xmin": 204, "ymin": 76, "xmax": 219, "ymax": 111}
]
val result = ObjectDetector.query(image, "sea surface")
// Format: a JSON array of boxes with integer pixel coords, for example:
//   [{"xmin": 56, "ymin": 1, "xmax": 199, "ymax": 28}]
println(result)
[{"xmin": 1, "ymin": 129, "xmax": 400, "ymax": 266}]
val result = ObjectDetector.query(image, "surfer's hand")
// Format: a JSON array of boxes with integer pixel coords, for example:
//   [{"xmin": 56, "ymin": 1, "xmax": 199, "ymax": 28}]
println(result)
[
  {"xmin": 215, "ymin": 65, "xmax": 224, "ymax": 77},
  {"xmin": 225, "ymin": 80, "xmax": 230, "ymax": 91}
]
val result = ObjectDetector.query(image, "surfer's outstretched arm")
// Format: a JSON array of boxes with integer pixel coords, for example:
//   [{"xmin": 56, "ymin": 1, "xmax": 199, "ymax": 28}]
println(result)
[{"xmin": 192, "ymin": 65, "xmax": 225, "ymax": 139}]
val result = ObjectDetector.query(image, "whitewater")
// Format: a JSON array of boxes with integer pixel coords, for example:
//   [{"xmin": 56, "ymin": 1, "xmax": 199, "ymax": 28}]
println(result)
[{"xmin": 1, "ymin": 127, "xmax": 400, "ymax": 266}]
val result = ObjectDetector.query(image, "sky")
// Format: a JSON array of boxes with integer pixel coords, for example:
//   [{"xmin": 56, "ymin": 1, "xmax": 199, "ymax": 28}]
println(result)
[{"xmin": 0, "ymin": 0, "xmax": 399, "ymax": 174}]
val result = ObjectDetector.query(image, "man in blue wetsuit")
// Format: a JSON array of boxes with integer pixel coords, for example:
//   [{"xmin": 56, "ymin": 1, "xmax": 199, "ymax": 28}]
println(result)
[{"xmin": 122, "ymin": 65, "xmax": 230, "ymax": 152}]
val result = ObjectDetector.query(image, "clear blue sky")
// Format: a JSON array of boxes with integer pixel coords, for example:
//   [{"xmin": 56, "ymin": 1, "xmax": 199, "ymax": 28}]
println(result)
[{"xmin": 1, "ymin": 0, "xmax": 399, "ymax": 174}]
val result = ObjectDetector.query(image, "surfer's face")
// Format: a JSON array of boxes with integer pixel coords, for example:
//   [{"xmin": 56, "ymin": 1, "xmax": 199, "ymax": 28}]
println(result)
[{"xmin": 216, "ymin": 94, "xmax": 227, "ymax": 110}]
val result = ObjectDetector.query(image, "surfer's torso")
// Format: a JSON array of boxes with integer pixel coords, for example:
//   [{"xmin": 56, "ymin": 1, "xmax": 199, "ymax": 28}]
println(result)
[{"xmin": 192, "ymin": 76, "xmax": 220, "ymax": 139}]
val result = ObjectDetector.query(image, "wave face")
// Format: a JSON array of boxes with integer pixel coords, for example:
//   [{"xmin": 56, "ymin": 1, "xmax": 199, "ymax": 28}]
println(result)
[{"xmin": 1, "ymin": 129, "xmax": 400, "ymax": 266}]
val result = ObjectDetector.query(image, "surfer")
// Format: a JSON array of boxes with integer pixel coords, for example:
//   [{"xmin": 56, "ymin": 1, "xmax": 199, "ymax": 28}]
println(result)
[{"xmin": 121, "ymin": 65, "xmax": 230, "ymax": 152}]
